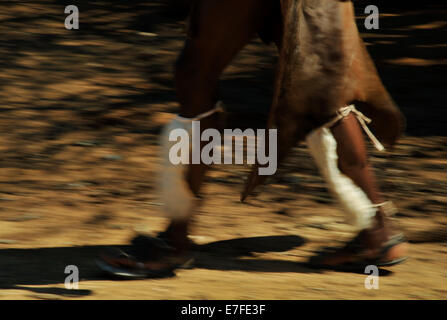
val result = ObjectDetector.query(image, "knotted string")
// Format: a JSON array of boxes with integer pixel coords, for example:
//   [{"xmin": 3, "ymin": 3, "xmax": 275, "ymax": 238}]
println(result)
[
  {"xmin": 325, "ymin": 104, "xmax": 385, "ymax": 151},
  {"xmin": 176, "ymin": 101, "xmax": 225, "ymax": 123}
]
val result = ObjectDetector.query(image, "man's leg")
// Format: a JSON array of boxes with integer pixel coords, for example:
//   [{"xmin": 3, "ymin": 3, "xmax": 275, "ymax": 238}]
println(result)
[
  {"xmin": 332, "ymin": 114, "xmax": 383, "ymax": 210},
  {"xmin": 99, "ymin": 0, "xmax": 275, "ymax": 275},
  {"xmin": 307, "ymin": 113, "xmax": 407, "ymax": 267},
  {"xmin": 331, "ymin": 114, "xmax": 407, "ymax": 260},
  {"xmin": 162, "ymin": 0, "xmax": 275, "ymax": 254}
]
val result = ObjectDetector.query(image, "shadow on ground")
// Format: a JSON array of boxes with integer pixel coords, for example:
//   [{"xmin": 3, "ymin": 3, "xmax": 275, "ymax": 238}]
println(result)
[{"xmin": 0, "ymin": 234, "xmax": 396, "ymax": 297}]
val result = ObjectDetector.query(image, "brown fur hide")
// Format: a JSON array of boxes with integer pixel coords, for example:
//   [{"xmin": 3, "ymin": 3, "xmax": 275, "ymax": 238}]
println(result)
[{"xmin": 241, "ymin": 0, "xmax": 405, "ymax": 200}]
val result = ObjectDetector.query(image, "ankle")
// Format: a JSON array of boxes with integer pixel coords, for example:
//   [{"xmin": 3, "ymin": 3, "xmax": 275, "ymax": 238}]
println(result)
[
  {"xmin": 165, "ymin": 220, "xmax": 191, "ymax": 252},
  {"xmin": 361, "ymin": 225, "xmax": 387, "ymax": 250}
]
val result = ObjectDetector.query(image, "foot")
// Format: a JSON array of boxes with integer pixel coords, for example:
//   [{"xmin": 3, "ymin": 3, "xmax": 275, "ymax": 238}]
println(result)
[
  {"xmin": 309, "ymin": 212, "xmax": 408, "ymax": 270},
  {"xmin": 97, "ymin": 234, "xmax": 194, "ymax": 279}
]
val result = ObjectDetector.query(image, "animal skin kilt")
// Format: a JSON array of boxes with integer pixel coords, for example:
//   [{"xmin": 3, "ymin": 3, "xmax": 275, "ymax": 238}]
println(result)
[{"xmin": 242, "ymin": 0, "xmax": 406, "ymax": 200}]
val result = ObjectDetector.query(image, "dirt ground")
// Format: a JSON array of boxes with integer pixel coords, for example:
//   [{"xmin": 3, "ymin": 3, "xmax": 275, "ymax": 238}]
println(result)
[{"xmin": 0, "ymin": 1, "xmax": 446, "ymax": 300}]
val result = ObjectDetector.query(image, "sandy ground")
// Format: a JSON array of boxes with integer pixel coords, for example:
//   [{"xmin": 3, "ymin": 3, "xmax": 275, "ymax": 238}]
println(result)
[{"xmin": 0, "ymin": 1, "xmax": 446, "ymax": 299}]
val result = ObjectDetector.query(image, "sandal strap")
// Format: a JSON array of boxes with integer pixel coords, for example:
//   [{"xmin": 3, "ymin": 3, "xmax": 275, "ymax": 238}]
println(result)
[
  {"xmin": 372, "ymin": 201, "xmax": 398, "ymax": 217},
  {"xmin": 379, "ymin": 233, "xmax": 406, "ymax": 257}
]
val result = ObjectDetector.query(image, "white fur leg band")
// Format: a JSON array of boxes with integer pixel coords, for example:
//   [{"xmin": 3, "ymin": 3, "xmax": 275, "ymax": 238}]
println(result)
[
  {"xmin": 306, "ymin": 127, "xmax": 377, "ymax": 229},
  {"xmin": 159, "ymin": 118, "xmax": 197, "ymax": 220},
  {"xmin": 158, "ymin": 102, "xmax": 224, "ymax": 220}
]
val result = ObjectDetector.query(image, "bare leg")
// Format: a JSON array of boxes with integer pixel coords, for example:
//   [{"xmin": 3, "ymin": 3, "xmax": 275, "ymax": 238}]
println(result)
[
  {"xmin": 164, "ymin": 0, "xmax": 274, "ymax": 252},
  {"xmin": 98, "ymin": 0, "xmax": 277, "ymax": 276},
  {"xmin": 315, "ymin": 114, "xmax": 408, "ymax": 266},
  {"xmin": 331, "ymin": 114, "xmax": 384, "ymax": 208}
]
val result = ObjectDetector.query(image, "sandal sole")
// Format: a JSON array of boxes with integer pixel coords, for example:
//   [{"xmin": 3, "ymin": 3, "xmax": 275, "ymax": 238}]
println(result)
[{"xmin": 95, "ymin": 259, "xmax": 175, "ymax": 279}]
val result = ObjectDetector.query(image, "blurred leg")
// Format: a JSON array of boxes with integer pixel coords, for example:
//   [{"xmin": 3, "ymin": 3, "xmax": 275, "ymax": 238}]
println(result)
[
  {"xmin": 99, "ymin": 0, "xmax": 277, "ymax": 276},
  {"xmin": 306, "ymin": 110, "xmax": 408, "ymax": 268},
  {"xmin": 318, "ymin": 114, "xmax": 408, "ymax": 265},
  {"xmin": 331, "ymin": 114, "xmax": 384, "ymax": 207},
  {"xmin": 164, "ymin": 0, "xmax": 273, "ymax": 252}
]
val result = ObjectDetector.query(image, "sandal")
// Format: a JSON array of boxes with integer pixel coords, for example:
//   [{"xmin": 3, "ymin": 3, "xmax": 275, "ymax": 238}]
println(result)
[
  {"xmin": 96, "ymin": 235, "xmax": 194, "ymax": 279},
  {"xmin": 308, "ymin": 233, "xmax": 408, "ymax": 271}
]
